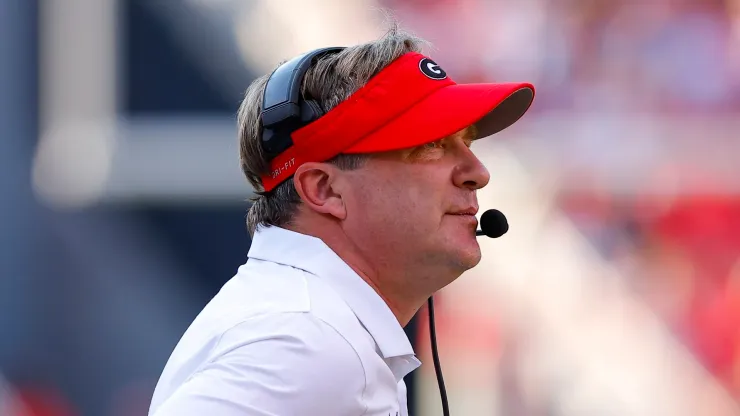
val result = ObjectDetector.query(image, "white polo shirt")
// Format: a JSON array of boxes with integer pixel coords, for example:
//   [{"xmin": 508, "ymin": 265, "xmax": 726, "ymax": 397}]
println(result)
[{"xmin": 148, "ymin": 225, "xmax": 421, "ymax": 416}]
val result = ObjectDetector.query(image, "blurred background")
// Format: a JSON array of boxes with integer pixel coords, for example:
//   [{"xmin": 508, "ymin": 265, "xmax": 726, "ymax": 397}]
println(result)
[{"xmin": 2, "ymin": 0, "xmax": 740, "ymax": 415}]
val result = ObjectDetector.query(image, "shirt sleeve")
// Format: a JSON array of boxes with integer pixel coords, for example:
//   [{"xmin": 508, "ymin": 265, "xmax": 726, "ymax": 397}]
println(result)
[{"xmin": 149, "ymin": 312, "xmax": 368, "ymax": 416}]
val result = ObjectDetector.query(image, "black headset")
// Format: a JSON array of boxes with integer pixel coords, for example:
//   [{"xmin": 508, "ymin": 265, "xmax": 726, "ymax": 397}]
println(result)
[{"xmin": 260, "ymin": 47, "xmax": 346, "ymax": 161}]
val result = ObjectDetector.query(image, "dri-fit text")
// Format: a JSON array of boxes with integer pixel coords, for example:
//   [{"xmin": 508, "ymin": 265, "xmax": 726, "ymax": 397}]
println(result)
[{"xmin": 271, "ymin": 158, "xmax": 296, "ymax": 179}]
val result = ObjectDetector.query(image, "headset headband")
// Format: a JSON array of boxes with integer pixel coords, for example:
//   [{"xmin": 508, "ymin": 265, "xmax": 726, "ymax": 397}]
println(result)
[{"xmin": 260, "ymin": 47, "xmax": 345, "ymax": 160}]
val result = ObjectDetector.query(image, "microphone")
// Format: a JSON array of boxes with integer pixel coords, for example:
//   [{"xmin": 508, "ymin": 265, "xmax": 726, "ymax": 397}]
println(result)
[
  {"xmin": 475, "ymin": 209, "xmax": 509, "ymax": 238},
  {"xmin": 429, "ymin": 209, "xmax": 510, "ymax": 416}
]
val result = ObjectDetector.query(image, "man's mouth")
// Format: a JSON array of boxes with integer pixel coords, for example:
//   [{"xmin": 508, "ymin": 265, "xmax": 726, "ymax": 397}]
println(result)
[
  {"xmin": 447, "ymin": 213, "xmax": 479, "ymax": 229},
  {"xmin": 448, "ymin": 207, "xmax": 478, "ymax": 216}
]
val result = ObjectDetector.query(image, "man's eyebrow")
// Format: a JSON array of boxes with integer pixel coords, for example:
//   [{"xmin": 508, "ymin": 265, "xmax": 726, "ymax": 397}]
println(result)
[
  {"xmin": 460, "ymin": 125, "xmax": 478, "ymax": 146},
  {"xmin": 425, "ymin": 125, "xmax": 477, "ymax": 150},
  {"xmin": 465, "ymin": 124, "xmax": 479, "ymax": 141}
]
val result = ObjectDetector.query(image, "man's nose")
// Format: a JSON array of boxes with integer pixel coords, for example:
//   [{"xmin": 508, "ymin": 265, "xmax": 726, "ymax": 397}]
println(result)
[{"xmin": 451, "ymin": 144, "xmax": 490, "ymax": 190}]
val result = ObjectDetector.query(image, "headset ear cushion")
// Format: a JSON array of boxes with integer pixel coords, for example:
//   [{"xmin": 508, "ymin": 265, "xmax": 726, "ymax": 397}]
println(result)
[{"xmin": 300, "ymin": 99, "xmax": 325, "ymax": 124}]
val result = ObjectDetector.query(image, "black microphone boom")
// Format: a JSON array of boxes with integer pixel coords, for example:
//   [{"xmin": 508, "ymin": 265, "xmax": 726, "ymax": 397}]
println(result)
[
  {"xmin": 429, "ymin": 209, "xmax": 510, "ymax": 416},
  {"xmin": 476, "ymin": 209, "xmax": 509, "ymax": 238}
]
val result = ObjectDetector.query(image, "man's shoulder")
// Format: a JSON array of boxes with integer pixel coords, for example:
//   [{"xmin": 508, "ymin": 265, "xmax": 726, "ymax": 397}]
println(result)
[
  {"xmin": 150, "ymin": 260, "xmax": 386, "ymax": 415},
  {"xmin": 173, "ymin": 259, "xmax": 370, "ymax": 365},
  {"xmin": 218, "ymin": 311, "xmax": 363, "ymax": 362},
  {"xmin": 150, "ymin": 311, "xmax": 370, "ymax": 415},
  {"xmin": 206, "ymin": 259, "xmax": 360, "ymax": 329},
  {"xmin": 221, "ymin": 258, "xmax": 372, "ymax": 342},
  {"xmin": 218, "ymin": 261, "xmax": 373, "ymax": 354},
  {"xmin": 192, "ymin": 260, "xmax": 309, "ymax": 327}
]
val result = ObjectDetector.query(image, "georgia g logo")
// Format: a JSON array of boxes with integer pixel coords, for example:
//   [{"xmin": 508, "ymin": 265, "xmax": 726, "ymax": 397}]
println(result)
[{"xmin": 419, "ymin": 58, "xmax": 447, "ymax": 80}]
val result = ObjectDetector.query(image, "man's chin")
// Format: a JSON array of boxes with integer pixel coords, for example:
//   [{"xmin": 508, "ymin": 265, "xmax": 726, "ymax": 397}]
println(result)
[
  {"xmin": 438, "ymin": 223, "xmax": 483, "ymax": 269},
  {"xmin": 451, "ymin": 239, "xmax": 482, "ymax": 270},
  {"xmin": 460, "ymin": 249, "xmax": 482, "ymax": 269}
]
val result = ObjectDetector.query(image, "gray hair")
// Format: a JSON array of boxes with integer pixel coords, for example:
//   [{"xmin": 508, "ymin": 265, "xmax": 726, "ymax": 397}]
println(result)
[{"xmin": 238, "ymin": 25, "xmax": 429, "ymax": 236}]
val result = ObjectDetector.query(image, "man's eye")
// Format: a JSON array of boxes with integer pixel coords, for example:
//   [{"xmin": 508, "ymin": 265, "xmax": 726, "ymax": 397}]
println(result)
[{"xmin": 422, "ymin": 141, "xmax": 443, "ymax": 150}]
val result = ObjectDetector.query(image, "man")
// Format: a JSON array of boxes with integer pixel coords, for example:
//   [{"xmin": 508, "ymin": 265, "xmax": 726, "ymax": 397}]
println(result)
[{"xmin": 148, "ymin": 27, "xmax": 534, "ymax": 416}]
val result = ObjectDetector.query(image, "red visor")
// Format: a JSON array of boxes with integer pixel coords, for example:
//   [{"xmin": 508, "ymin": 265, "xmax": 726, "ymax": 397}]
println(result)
[{"xmin": 260, "ymin": 52, "xmax": 535, "ymax": 191}]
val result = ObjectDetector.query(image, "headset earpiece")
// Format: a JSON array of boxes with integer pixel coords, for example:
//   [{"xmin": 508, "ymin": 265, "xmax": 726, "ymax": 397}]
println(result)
[
  {"xmin": 300, "ymin": 99, "xmax": 325, "ymax": 124},
  {"xmin": 259, "ymin": 47, "xmax": 345, "ymax": 161}
]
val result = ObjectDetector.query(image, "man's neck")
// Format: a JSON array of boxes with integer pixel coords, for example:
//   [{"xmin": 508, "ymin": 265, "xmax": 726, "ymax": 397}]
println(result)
[
  {"xmin": 287, "ymin": 222, "xmax": 423, "ymax": 327},
  {"xmin": 326, "ymin": 232, "xmax": 423, "ymax": 327}
]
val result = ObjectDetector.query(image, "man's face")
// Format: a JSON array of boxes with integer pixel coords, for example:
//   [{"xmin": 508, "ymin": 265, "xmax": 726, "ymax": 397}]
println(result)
[{"xmin": 338, "ymin": 126, "xmax": 490, "ymax": 292}]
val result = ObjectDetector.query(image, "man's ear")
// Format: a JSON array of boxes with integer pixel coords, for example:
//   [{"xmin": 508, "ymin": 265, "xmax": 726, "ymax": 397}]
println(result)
[{"xmin": 293, "ymin": 162, "xmax": 347, "ymax": 220}]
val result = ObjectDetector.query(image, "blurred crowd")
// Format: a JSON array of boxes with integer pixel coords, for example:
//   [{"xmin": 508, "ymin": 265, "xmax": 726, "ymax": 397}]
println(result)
[
  {"xmin": 385, "ymin": 0, "xmax": 740, "ymax": 113},
  {"xmin": 557, "ymin": 190, "xmax": 740, "ymax": 394}
]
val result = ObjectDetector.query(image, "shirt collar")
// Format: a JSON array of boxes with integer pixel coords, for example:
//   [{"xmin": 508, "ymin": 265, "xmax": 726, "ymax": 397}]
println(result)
[{"xmin": 247, "ymin": 225, "xmax": 416, "ymax": 360}]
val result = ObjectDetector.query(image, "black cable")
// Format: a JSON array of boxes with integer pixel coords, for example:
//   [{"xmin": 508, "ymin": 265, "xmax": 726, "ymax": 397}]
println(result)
[{"xmin": 427, "ymin": 296, "xmax": 450, "ymax": 416}]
